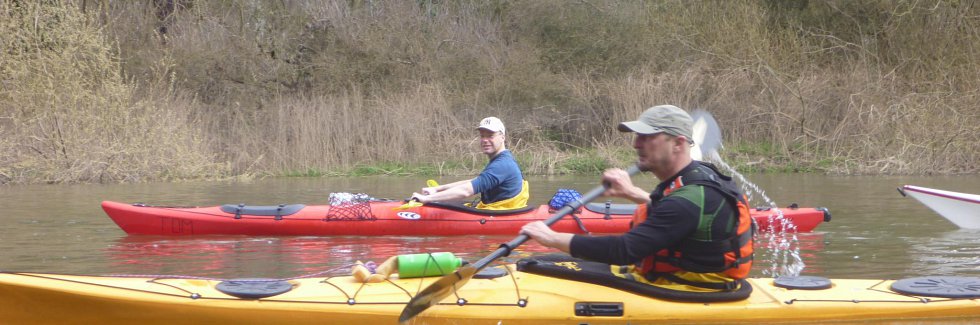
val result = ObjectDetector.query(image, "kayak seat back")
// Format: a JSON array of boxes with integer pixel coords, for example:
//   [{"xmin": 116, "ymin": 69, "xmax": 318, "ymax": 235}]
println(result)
[
  {"xmin": 517, "ymin": 254, "xmax": 751, "ymax": 303},
  {"xmin": 584, "ymin": 202, "xmax": 635, "ymax": 215},
  {"xmin": 425, "ymin": 201, "xmax": 537, "ymax": 216},
  {"xmin": 219, "ymin": 204, "xmax": 306, "ymax": 216}
]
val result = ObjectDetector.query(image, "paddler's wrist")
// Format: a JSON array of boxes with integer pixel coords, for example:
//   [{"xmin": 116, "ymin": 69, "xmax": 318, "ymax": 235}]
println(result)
[
  {"xmin": 626, "ymin": 186, "xmax": 652, "ymax": 204},
  {"xmin": 539, "ymin": 232, "xmax": 573, "ymax": 253}
]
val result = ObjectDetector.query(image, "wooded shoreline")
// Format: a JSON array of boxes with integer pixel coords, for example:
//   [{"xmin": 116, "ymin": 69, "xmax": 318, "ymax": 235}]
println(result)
[{"xmin": 2, "ymin": 1, "xmax": 977, "ymax": 184}]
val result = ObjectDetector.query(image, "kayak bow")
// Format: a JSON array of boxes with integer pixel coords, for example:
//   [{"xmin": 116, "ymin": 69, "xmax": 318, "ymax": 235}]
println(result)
[{"xmin": 900, "ymin": 185, "xmax": 980, "ymax": 229}]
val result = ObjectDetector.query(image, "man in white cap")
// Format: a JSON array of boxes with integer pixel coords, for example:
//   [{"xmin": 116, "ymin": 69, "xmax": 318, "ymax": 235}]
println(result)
[
  {"xmin": 411, "ymin": 117, "xmax": 529, "ymax": 210},
  {"xmin": 521, "ymin": 105, "xmax": 754, "ymax": 293}
]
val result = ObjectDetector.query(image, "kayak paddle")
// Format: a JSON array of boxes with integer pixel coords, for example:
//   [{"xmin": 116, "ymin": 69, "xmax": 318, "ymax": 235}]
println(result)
[
  {"xmin": 393, "ymin": 180, "xmax": 441, "ymax": 210},
  {"xmin": 398, "ymin": 164, "xmax": 641, "ymax": 323},
  {"xmin": 690, "ymin": 110, "xmax": 723, "ymax": 160},
  {"xmin": 394, "ymin": 199, "xmax": 423, "ymax": 210}
]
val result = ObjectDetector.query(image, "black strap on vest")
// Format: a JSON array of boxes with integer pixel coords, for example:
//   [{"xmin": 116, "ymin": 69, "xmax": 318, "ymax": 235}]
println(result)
[{"xmin": 656, "ymin": 162, "xmax": 753, "ymax": 274}]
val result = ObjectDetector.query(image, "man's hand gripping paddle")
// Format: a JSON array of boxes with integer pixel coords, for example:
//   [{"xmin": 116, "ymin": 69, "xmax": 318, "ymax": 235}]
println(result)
[
  {"xmin": 394, "ymin": 180, "xmax": 440, "ymax": 210},
  {"xmin": 398, "ymin": 165, "xmax": 640, "ymax": 322}
]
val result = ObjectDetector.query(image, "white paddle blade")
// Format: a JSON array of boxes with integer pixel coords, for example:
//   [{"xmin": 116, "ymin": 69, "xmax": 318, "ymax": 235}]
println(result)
[
  {"xmin": 691, "ymin": 116, "xmax": 707, "ymax": 161},
  {"xmin": 690, "ymin": 142, "xmax": 703, "ymax": 161},
  {"xmin": 690, "ymin": 110, "xmax": 723, "ymax": 157}
]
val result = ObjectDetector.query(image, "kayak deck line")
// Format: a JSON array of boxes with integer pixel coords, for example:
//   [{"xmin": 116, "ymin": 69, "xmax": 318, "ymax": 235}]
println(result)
[
  {"xmin": 2, "ymin": 268, "xmax": 980, "ymax": 323},
  {"xmin": 778, "ymin": 279, "xmax": 958, "ymax": 305},
  {"xmin": 2, "ymin": 268, "xmax": 976, "ymax": 305},
  {"xmin": 0, "ymin": 266, "xmax": 530, "ymax": 306}
]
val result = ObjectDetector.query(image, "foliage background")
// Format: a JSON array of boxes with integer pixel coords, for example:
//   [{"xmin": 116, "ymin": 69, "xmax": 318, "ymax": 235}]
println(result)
[{"xmin": 2, "ymin": 0, "xmax": 978, "ymax": 184}]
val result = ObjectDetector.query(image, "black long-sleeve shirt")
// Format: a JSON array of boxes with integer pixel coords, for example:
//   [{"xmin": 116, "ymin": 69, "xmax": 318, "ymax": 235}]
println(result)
[{"xmin": 568, "ymin": 162, "xmax": 731, "ymax": 266}]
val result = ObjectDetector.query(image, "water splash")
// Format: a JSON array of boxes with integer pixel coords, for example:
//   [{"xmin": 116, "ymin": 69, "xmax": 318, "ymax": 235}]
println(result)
[{"xmin": 705, "ymin": 151, "xmax": 805, "ymax": 277}]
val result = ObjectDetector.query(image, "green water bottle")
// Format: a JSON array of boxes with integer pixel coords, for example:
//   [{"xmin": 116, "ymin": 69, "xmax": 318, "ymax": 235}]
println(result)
[{"xmin": 397, "ymin": 252, "xmax": 462, "ymax": 278}]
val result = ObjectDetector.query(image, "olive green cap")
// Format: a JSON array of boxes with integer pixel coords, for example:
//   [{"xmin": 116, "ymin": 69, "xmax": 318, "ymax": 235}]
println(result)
[{"xmin": 617, "ymin": 105, "xmax": 693, "ymax": 140}]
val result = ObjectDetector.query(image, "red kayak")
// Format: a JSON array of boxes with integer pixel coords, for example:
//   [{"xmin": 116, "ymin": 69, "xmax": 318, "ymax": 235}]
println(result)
[{"xmin": 102, "ymin": 200, "xmax": 830, "ymax": 236}]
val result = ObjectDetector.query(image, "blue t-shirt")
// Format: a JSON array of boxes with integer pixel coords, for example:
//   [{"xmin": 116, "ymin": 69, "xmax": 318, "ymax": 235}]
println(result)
[{"xmin": 470, "ymin": 150, "xmax": 523, "ymax": 204}]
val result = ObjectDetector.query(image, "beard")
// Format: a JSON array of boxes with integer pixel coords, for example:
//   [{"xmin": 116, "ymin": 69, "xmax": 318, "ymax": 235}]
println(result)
[{"xmin": 637, "ymin": 151, "xmax": 672, "ymax": 175}]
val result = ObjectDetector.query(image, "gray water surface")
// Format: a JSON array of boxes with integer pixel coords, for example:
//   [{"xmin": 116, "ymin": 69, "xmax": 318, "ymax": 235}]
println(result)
[{"xmin": 1, "ymin": 173, "xmax": 977, "ymax": 280}]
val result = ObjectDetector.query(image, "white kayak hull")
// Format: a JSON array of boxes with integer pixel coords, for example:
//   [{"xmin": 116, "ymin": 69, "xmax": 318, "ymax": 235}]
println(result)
[{"xmin": 901, "ymin": 185, "xmax": 980, "ymax": 229}]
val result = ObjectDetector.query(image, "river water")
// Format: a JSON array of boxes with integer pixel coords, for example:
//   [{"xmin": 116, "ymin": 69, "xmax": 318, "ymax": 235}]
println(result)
[{"xmin": 1, "ymin": 173, "xmax": 978, "ymax": 282}]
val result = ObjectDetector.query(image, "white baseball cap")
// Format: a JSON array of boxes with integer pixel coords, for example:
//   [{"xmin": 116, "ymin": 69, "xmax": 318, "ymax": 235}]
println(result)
[{"xmin": 477, "ymin": 117, "xmax": 505, "ymax": 134}]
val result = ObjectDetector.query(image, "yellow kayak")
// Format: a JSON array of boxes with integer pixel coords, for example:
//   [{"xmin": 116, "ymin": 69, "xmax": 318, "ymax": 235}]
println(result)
[{"xmin": 1, "ymin": 261, "xmax": 979, "ymax": 324}]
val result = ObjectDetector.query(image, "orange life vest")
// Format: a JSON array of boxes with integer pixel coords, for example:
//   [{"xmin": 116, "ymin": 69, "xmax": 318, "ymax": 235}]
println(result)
[{"xmin": 631, "ymin": 163, "xmax": 754, "ymax": 280}]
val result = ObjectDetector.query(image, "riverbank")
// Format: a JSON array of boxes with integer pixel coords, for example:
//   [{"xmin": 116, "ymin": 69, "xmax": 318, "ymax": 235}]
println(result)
[
  {"xmin": 2, "ymin": 1, "xmax": 977, "ymax": 185},
  {"xmin": 274, "ymin": 143, "xmax": 888, "ymax": 179}
]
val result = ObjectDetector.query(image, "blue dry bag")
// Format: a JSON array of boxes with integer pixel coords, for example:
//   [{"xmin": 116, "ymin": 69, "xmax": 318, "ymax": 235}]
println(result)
[{"xmin": 549, "ymin": 188, "xmax": 583, "ymax": 210}]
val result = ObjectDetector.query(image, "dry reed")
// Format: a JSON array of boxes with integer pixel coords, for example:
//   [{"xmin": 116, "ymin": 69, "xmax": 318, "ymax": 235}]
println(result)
[
  {"xmin": 2, "ymin": 0, "xmax": 978, "ymax": 184},
  {"xmin": 0, "ymin": 1, "xmax": 227, "ymax": 184}
]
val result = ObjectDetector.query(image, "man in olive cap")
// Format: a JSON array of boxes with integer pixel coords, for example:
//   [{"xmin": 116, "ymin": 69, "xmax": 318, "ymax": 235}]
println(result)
[
  {"xmin": 614, "ymin": 104, "xmax": 694, "ymax": 178},
  {"xmin": 522, "ymin": 105, "xmax": 754, "ymax": 293}
]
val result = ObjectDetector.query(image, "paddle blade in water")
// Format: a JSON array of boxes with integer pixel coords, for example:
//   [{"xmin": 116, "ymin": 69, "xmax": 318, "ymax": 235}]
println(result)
[
  {"xmin": 399, "ymin": 265, "xmax": 477, "ymax": 323},
  {"xmin": 426, "ymin": 179, "xmax": 439, "ymax": 187}
]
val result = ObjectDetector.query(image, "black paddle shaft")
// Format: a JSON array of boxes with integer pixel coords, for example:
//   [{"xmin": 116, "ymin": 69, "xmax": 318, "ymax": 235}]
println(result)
[{"xmin": 469, "ymin": 165, "xmax": 641, "ymax": 271}]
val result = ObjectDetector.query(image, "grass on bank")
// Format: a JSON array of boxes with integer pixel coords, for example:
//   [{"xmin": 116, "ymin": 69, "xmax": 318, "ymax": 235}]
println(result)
[
  {"xmin": 281, "ymin": 162, "xmax": 465, "ymax": 177},
  {"xmin": 277, "ymin": 146, "xmax": 637, "ymax": 177},
  {"xmin": 285, "ymin": 141, "xmax": 852, "ymax": 178}
]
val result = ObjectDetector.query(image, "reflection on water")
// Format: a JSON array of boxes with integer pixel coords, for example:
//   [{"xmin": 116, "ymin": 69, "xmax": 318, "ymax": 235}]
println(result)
[
  {"xmin": 907, "ymin": 229, "xmax": 980, "ymax": 276},
  {"xmin": 1, "ymin": 173, "xmax": 979, "ymax": 282},
  {"xmin": 101, "ymin": 232, "xmax": 833, "ymax": 280},
  {"xmin": 103, "ymin": 235, "xmax": 559, "ymax": 279}
]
